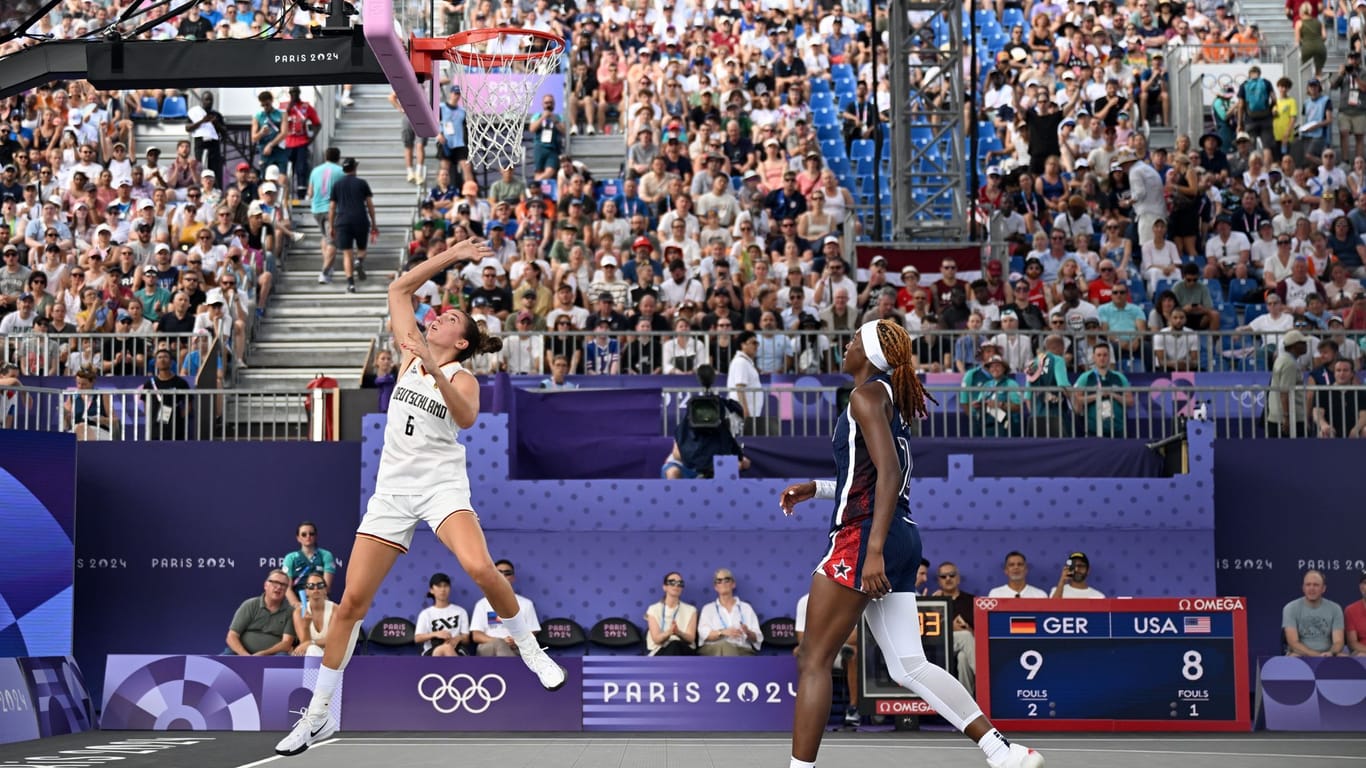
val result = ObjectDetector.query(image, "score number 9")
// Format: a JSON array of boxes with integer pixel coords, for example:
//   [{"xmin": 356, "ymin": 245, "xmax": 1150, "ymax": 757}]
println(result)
[{"xmin": 1018, "ymin": 649, "xmax": 1205, "ymax": 682}]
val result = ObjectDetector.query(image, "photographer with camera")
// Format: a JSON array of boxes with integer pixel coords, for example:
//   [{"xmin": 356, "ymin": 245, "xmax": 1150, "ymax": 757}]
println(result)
[
  {"xmin": 1051, "ymin": 551, "xmax": 1106, "ymax": 599},
  {"xmin": 661, "ymin": 364, "xmax": 751, "ymax": 479},
  {"xmin": 1332, "ymin": 51, "xmax": 1366, "ymax": 162}
]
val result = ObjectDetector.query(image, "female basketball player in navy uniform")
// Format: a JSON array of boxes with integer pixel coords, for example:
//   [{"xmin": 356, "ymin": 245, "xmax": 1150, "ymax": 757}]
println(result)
[
  {"xmin": 780, "ymin": 320, "xmax": 1044, "ymax": 768},
  {"xmin": 276, "ymin": 237, "xmax": 566, "ymax": 757}
]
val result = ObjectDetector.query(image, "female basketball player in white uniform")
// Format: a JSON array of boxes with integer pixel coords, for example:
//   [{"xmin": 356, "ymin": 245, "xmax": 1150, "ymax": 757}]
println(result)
[
  {"xmin": 779, "ymin": 320, "xmax": 1044, "ymax": 768},
  {"xmin": 276, "ymin": 237, "xmax": 566, "ymax": 757}
]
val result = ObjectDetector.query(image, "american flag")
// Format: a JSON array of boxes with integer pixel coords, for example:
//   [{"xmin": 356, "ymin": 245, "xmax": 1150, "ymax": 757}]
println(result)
[{"xmin": 1184, "ymin": 616, "xmax": 1211, "ymax": 634}]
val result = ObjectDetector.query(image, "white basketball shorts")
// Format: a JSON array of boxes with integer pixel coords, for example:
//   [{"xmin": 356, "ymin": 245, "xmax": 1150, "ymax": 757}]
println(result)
[{"xmin": 356, "ymin": 484, "xmax": 474, "ymax": 552}]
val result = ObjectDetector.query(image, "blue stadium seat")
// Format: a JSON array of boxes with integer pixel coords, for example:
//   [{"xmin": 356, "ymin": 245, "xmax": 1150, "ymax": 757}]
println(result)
[
  {"xmin": 1242, "ymin": 303, "xmax": 1268, "ymax": 322},
  {"xmin": 1001, "ymin": 7, "xmax": 1025, "ymax": 28},
  {"xmin": 819, "ymin": 138, "xmax": 846, "ymax": 160},
  {"xmin": 1226, "ymin": 277, "xmax": 1260, "ymax": 305},
  {"xmin": 1127, "ymin": 277, "xmax": 1147, "ymax": 303},
  {"xmin": 811, "ymin": 91, "xmax": 835, "ymax": 111},
  {"xmin": 137, "ymin": 94, "xmax": 161, "ymax": 118},
  {"xmin": 827, "ymin": 156, "xmax": 850, "ymax": 179},
  {"xmin": 1216, "ymin": 303, "xmax": 1238, "ymax": 330},
  {"xmin": 850, "ymin": 139, "xmax": 875, "ymax": 162},
  {"xmin": 1204, "ymin": 278, "xmax": 1225, "ymax": 304},
  {"xmin": 817, "ymin": 124, "xmax": 842, "ymax": 143},
  {"xmin": 159, "ymin": 95, "xmax": 188, "ymax": 120},
  {"xmin": 1154, "ymin": 279, "xmax": 1175, "ymax": 297}
]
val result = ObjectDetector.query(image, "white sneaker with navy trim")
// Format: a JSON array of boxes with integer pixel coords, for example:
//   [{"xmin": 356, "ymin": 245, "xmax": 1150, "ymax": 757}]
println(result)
[{"xmin": 275, "ymin": 709, "xmax": 336, "ymax": 756}]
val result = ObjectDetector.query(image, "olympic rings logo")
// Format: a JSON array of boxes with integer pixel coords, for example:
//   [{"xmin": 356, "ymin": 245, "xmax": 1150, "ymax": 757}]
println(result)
[
  {"xmin": 416, "ymin": 673, "xmax": 507, "ymax": 714},
  {"xmin": 975, "ymin": 598, "xmax": 999, "ymax": 611}
]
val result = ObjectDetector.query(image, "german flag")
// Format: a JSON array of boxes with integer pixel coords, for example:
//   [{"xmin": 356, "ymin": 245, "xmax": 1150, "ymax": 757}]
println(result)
[{"xmin": 1009, "ymin": 616, "xmax": 1037, "ymax": 634}]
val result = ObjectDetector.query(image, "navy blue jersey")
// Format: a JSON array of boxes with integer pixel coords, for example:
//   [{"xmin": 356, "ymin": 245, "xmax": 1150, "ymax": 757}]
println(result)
[{"xmin": 828, "ymin": 374, "xmax": 914, "ymax": 533}]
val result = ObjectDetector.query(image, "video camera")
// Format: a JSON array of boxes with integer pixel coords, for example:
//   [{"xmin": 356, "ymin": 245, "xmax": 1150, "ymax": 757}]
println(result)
[{"xmin": 676, "ymin": 365, "xmax": 745, "ymax": 479}]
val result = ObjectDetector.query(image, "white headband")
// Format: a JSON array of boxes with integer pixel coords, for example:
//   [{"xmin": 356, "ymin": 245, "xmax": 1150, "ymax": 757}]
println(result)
[{"xmin": 859, "ymin": 321, "xmax": 890, "ymax": 372}]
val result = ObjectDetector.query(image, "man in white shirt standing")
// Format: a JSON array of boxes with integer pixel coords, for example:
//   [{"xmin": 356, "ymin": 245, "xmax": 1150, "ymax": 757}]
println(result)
[
  {"xmin": 729, "ymin": 331, "xmax": 766, "ymax": 434},
  {"xmin": 987, "ymin": 551, "xmax": 1049, "ymax": 598},
  {"xmin": 1120, "ymin": 149, "xmax": 1166, "ymax": 247},
  {"xmin": 1052, "ymin": 552, "xmax": 1107, "ymax": 599}
]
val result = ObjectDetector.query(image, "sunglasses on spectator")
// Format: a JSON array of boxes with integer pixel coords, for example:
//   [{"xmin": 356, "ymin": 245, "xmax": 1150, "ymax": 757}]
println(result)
[
  {"xmin": 267, "ymin": 580, "xmax": 289, "ymax": 588},
  {"xmin": 498, "ymin": 569, "xmax": 515, "ymax": 577},
  {"xmin": 665, "ymin": 579, "xmax": 684, "ymax": 586},
  {"xmin": 714, "ymin": 576, "xmax": 734, "ymax": 583},
  {"xmin": 305, "ymin": 583, "xmax": 327, "ymax": 590}
]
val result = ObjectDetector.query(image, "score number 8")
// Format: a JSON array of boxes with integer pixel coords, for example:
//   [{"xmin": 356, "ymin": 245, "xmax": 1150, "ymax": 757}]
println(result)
[{"xmin": 1019, "ymin": 649, "xmax": 1204, "ymax": 682}]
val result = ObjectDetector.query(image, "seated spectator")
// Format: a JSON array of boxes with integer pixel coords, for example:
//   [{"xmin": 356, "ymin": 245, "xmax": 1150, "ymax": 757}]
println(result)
[
  {"xmin": 1051, "ymin": 552, "xmax": 1106, "ymax": 599},
  {"xmin": 987, "ymin": 552, "xmax": 1050, "ymax": 598},
  {"xmin": 63, "ymin": 365, "xmax": 113, "ymax": 441},
  {"xmin": 1312, "ymin": 358, "xmax": 1366, "ymax": 438},
  {"xmin": 282, "ymin": 521, "xmax": 336, "ymax": 609},
  {"xmin": 225, "ymin": 569, "xmax": 296, "ymax": 656},
  {"xmin": 469, "ymin": 560, "xmax": 540, "ymax": 657},
  {"xmin": 931, "ymin": 562, "xmax": 978, "ymax": 693},
  {"xmin": 696, "ymin": 568, "xmax": 762, "ymax": 656},
  {"xmin": 645, "ymin": 572, "xmax": 698, "ymax": 655},
  {"xmin": 1153, "ymin": 308, "xmax": 1200, "ymax": 372},
  {"xmin": 291, "ymin": 572, "xmax": 337, "ymax": 658},
  {"xmin": 1347, "ymin": 570, "xmax": 1366, "ymax": 657},
  {"xmin": 416, "ymin": 572, "xmax": 470, "ymax": 657},
  {"xmin": 1283, "ymin": 569, "xmax": 1346, "ymax": 656}
]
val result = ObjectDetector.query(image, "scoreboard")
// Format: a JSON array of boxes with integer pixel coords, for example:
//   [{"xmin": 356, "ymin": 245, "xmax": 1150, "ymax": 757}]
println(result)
[
  {"xmin": 974, "ymin": 597, "xmax": 1251, "ymax": 732},
  {"xmin": 859, "ymin": 597, "xmax": 951, "ymax": 716}
]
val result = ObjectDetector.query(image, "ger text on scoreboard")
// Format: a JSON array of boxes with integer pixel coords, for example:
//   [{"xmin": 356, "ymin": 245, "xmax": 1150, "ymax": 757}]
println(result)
[{"xmin": 973, "ymin": 597, "xmax": 1251, "ymax": 732}]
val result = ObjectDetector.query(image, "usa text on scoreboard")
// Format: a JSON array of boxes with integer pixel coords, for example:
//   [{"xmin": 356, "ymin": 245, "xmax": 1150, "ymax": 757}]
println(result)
[{"xmin": 973, "ymin": 597, "xmax": 1250, "ymax": 732}]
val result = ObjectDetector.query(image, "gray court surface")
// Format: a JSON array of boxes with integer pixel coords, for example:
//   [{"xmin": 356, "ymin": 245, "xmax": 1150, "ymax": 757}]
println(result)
[{"xmin": 4, "ymin": 732, "xmax": 1364, "ymax": 768}]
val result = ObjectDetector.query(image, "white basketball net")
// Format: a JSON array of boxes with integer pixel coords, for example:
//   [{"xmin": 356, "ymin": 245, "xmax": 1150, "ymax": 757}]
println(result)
[{"xmin": 446, "ymin": 31, "xmax": 564, "ymax": 171}]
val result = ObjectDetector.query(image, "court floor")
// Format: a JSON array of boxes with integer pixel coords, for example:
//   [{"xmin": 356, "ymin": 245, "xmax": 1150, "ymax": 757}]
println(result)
[{"xmin": 4, "ymin": 732, "xmax": 1364, "ymax": 768}]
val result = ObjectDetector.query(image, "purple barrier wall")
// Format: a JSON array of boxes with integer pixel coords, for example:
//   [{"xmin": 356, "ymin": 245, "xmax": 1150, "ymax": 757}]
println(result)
[
  {"xmin": 1261, "ymin": 656, "xmax": 1366, "ymax": 731},
  {"xmin": 100, "ymin": 655, "xmax": 580, "ymax": 732},
  {"xmin": 0, "ymin": 656, "xmax": 95, "ymax": 744},
  {"xmin": 73, "ymin": 442, "xmax": 360, "ymax": 706},
  {"xmin": 1212, "ymin": 439, "xmax": 1366, "ymax": 660},
  {"xmin": 360, "ymin": 414, "xmax": 1218, "ymax": 633}
]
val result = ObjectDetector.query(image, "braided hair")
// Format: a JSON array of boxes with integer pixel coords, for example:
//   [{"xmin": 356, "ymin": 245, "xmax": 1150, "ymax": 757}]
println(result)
[{"xmin": 872, "ymin": 319, "xmax": 937, "ymax": 420}]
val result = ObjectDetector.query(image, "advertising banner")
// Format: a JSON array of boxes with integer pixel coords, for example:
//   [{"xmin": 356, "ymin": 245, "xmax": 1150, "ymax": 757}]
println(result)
[
  {"xmin": 582, "ymin": 657, "xmax": 798, "ymax": 731},
  {"xmin": 0, "ymin": 658, "xmax": 39, "ymax": 745},
  {"xmin": 18, "ymin": 656, "xmax": 94, "ymax": 738},
  {"xmin": 101, "ymin": 655, "xmax": 342, "ymax": 731},
  {"xmin": 0, "ymin": 432, "xmax": 76, "ymax": 658},
  {"xmin": 1262, "ymin": 656, "xmax": 1366, "ymax": 731},
  {"xmin": 341, "ymin": 657, "xmax": 582, "ymax": 731},
  {"xmin": 101, "ymin": 656, "xmax": 577, "ymax": 732}
]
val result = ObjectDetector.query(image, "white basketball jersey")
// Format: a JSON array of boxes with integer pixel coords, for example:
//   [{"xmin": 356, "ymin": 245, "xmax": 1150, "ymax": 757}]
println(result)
[{"xmin": 374, "ymin": 358, "xmax": 470, "ymax": 494}]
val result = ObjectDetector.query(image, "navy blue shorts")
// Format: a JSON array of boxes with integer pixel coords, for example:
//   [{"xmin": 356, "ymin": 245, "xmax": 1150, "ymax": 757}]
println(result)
[{"xmin": 815, "ymin": 516, "xmax": 922, "ymax": 594}]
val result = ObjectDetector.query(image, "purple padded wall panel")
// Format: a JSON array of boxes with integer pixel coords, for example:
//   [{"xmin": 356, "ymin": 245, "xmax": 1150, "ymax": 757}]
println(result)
[{"xmin": 360, "ymin": 416, "xmax": 1217, "ymax": 626}]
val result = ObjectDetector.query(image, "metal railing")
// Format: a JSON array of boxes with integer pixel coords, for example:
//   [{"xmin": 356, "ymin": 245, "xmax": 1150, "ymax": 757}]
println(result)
[
  {"xmin": 660, "ymin": 383, "xmax": 1357, "ymax": 440},
  {"xmin": 3, "ymin": 386, "xmax": 339, "ymax": 441},
  {"xmin": 1, "ymin": 332, "xmax": 205, "ymax": 377},
  {"xmin": 370, "ymin": 326, "xmax": 1331, "ymax": 376}
]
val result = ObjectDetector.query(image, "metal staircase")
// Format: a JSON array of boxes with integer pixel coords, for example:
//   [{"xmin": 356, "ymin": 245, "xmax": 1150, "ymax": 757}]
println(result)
[{"xmin": 240, "ymin": 83, "xmax": 416, "ymax": 390}]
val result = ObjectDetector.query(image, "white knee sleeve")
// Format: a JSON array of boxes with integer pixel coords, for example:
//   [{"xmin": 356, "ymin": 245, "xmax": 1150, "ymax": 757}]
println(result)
[{"xmin": 864, "ymin": 593, "xmax": 984, "ymax": 731}]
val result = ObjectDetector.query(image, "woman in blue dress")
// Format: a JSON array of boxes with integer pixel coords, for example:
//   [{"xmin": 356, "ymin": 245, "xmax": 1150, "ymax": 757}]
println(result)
[{"xmin": 779, "ymin": 320, "xmax": 1044, "ymax": 768}]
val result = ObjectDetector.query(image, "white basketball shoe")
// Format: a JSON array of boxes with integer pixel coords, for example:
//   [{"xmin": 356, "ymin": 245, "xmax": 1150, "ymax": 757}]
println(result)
[
  {"xmin": 275, "ymin": 709, "xmax": 337, "ymax": 756},
  {"xmin": 990, "ymin": 743, "xmax": 1045, "ymax": 768},
  {"xmin": 515, "ymin": 636, "xmax": 567, "ymax": 690}
]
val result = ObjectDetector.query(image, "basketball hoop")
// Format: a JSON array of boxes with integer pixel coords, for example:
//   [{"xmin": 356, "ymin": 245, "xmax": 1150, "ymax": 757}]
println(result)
[{"xmin": 440, "ymin": 27, "xmax": 564, "ymax": 171}]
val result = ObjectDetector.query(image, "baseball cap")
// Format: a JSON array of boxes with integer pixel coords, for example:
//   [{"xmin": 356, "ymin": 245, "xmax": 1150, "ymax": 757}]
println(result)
[
  {"xmin": 142, "ymin": 264, "xmax": 158, "ymax": 274},
  {"xmin": 236, "ymin": 161, "xmax": 250, "ymax": 171},
  {"xmin": 517, "ymin": 310, "xmax": 535, "ymax": 323},
  {"xmin": 201, "ymin": 169, "xmax": 216, "ymax": 178},
  {"xmin": 1068, "ymin": 552, "xmax": 1090, "ymax": 565},
  {"xmin": 742, "ymin": 169, "xmax": 760, "ymax": 181},
  {"xmin": 471, "ymin": 296, "xmax": 491, "ymax": 307},
  {"xmin": 428, "ymin": 572, "xmax": 451, "ymax": 588},
  {"xmin": 601, "ymin": 255, "xmax": 619, "ymax": 267},
  {"xmin": 137, "ymin": 198, "xmax": 154, "ymax": 210},
  {"xmin": 597, "ymin": 291, "xmax": 615, "ymax": 303},
  {"xmin": 633, "ymin": 236, "xmax": 652, "ymax": 250},
  {"xmin": 823, "ymin": 235, "xmax": 841, "ymax": 246},
  {"xmin": 205, "ymin": 288, "xmax": 225, "ymax": 305},
  {"xmin": 488, "ymin": 221, "xmax": 505, "ymax": 230},
  {"xmin": 258, "ymin": 182, "xmax": 277, "ymax": 194},
  {"xmin": 247, "ymin": 201, "xmax": 265, "ymax": 216}
]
